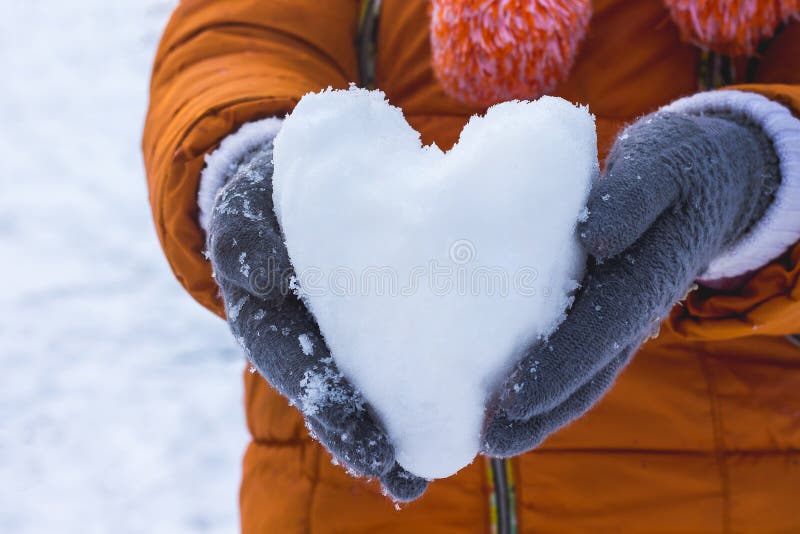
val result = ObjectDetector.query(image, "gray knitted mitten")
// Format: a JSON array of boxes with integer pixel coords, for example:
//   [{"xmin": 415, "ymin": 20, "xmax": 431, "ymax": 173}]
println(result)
[
  {"xmin": 483, "ymin": 110, "xmax": 781, "ymax": 457},
  {"xmin": 206, "ymin": 140, "xmax": 428, "ymax": 501}
]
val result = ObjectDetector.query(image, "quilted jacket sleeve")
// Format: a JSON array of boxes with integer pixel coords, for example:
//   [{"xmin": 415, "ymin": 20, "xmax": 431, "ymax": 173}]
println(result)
[{"xmin": 142, "ymin": 0, "xmax": 360, "ymax": 316}]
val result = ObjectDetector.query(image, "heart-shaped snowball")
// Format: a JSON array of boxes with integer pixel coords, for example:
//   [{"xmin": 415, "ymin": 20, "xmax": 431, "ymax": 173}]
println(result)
[{"xmin": 273, "ymin": 88, "xmax": 597, "ymax": 479}]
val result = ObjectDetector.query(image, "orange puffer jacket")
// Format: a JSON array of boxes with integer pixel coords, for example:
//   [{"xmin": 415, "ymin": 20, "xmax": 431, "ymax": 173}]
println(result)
[{"xmin": 143, "ymin": 1, "xmax": 800, "ymax": 532}]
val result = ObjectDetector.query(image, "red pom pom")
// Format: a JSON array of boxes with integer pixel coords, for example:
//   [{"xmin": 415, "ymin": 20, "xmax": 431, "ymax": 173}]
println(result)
[
  {"xmin": 664, "ymin": 0, "xmax": 800, "ymax": 56},
  {"xmin": 430, "ymin": 0, "xmax": 592, "ymax": 107}
]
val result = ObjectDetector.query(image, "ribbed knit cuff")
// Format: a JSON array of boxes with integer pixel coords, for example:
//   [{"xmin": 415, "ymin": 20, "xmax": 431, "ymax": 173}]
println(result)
[
  {"xmin": 197, "ymin": 117, "xmax": 283, "ymax": 233},
  {"xmin": 662, "ymin": 90, "xmax": 800, "ymax": 282}
]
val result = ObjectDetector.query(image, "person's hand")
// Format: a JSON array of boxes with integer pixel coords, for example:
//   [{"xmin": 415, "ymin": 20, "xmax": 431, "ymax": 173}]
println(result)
[
  {"xmin": 483, "ymin": 109, "xmax": 781, "ymax": 456},
  {"xmin": 207, "ymin": 141, "xmax": 428, "ymax": 501}
]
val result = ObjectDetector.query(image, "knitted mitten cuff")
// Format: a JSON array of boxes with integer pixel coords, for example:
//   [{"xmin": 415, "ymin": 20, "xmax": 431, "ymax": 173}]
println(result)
[
  {"xmin": 662, "ymin": 90, "xmax": 800, "ymax": 282},
  {"xmin": 197, "ymin": 117, "xmax": 284, "ymax": 232}
]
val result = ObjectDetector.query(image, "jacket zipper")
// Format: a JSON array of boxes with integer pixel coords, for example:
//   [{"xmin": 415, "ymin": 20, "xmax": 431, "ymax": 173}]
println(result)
[
  {"xmin": 489, "ymin": 458, "xmax": 516, "ymax": 534},
  {"xmin": 356, "ymin": 0, "xmax": 381, "ymax": 88}
]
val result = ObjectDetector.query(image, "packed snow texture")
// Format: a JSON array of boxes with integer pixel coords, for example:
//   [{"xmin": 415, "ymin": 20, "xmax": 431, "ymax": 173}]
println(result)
[
  {"xmin": 0, "ymin": 3, "xmax": 247, "ymax": 533},
  {"xmin": 273, "ymin": 88, "xmax": 597, "ymax": 478}
]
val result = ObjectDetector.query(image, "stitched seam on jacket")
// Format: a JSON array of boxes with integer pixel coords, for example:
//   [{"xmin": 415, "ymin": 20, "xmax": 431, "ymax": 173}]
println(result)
[
  {"xmin": 698, "ymin": 350, "xmax": 732, "ymax": 534},
  {"xmin": 704, "ymin": 351, "xmax": 800, "ymax": 367},
  {"xmin": 154, "ymin": 22, "xmax": 353, "ymax": 84},
  {"xmin": 250, "ymin": 437, "xmax": 310, "ymax": 447}
]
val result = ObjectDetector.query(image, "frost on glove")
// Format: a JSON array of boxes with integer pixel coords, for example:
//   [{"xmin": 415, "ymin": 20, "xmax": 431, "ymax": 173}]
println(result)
[
  {"xmin": 205, "ymin": 139, "xmax": 428, "ymax": 502},
  {"xmin": 484, "ymin": 106, "xmax": 781, "ymax": 457}
]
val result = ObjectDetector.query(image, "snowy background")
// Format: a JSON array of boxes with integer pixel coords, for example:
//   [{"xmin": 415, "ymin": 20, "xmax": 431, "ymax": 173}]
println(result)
[{"xmin": 0, "ymin": 2, "xmax": 248, "ymax": 532}]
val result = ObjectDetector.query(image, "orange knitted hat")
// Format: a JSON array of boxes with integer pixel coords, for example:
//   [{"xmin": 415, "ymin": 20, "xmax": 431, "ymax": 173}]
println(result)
[
  {"xmin": 430, "ymin": 0, "xmax": 799, "ymax": 107},
  {"xmin": 664, "ymin": 0, "xmax": 800, "ymax": 56},
  {"xmin": 430, "ymin": 0, "xmax": 592, "ymax": 107}
]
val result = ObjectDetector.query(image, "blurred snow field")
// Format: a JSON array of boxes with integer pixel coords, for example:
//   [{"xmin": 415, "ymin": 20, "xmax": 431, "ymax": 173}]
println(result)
[{"xmin": 0, "ymin": 2, "xmax": 248, "ymax": 533}]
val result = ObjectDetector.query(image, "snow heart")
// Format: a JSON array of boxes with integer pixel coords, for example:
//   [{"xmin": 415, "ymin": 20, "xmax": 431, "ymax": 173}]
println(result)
[{"xmin": 272, "ymin": 88, "xmax": 597, "ymax": 479}]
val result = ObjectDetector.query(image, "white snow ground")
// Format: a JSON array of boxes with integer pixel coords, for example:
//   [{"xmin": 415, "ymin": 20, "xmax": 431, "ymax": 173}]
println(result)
[{"xmin": 0, "ymin": 3, "xmax": 248, "ymax": 533}]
